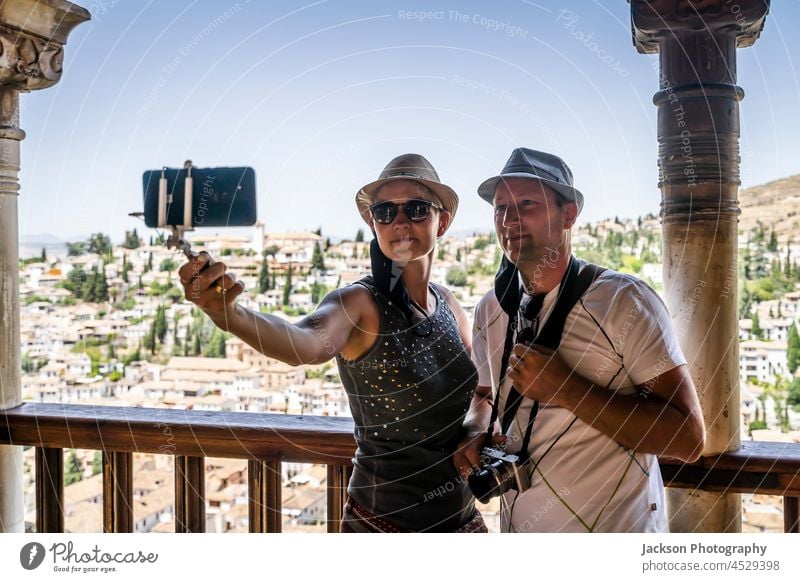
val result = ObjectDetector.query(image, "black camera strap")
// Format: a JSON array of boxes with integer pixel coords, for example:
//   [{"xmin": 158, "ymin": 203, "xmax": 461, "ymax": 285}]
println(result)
[{"xmin": 487, "ymin": 256, "xmax": 605, "ymax": 462}]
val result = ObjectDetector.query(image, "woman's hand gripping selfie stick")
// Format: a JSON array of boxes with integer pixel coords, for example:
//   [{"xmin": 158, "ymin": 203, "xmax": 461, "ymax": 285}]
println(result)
[{"xmin": 158, "ymin": 161, "xmax": 222, "ymax": 290}]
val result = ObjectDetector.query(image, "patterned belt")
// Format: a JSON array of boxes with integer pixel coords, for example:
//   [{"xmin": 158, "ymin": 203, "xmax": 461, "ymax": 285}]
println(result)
[{"xmin": 343, "ymin": 497, "xmax": 488, "ymax": 533}]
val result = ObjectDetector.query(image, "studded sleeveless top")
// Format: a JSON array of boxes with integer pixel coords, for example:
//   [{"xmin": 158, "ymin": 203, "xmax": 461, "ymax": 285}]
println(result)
[{"xmin": 335, "ymin": 276, "xmax": 478, "ymax": 531}]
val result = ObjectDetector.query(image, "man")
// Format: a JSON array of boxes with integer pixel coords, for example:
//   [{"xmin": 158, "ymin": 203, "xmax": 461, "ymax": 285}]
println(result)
[{"xmin": 455, "ymin": 148, "xmax": 705, "ymax": 532}]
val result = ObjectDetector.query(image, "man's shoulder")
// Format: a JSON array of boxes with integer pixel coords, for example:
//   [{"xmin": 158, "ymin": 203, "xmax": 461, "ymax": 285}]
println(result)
[
  {"xmin": 475, "ymin": 288, "xmax": 506, "ymax": 316},
  {"xmin": 577, "ymin": 261, "xmax": 673, "ymax": 334},
  {"xmin": 474, "ymin": 289, "xmax": 507, "ymax": 329},
  {"xmin": 582, "ymin": 262, "xmax": 660, "ymax": 304}
]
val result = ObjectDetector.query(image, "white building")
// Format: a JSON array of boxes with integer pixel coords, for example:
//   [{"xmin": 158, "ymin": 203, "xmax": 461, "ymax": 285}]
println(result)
[{"xmin": 739, "ymin": 340, "xmax": 790, "ymax": 384}]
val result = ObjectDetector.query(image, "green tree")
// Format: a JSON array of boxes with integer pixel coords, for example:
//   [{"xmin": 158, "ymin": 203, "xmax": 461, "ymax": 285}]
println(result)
[
  {"xmin": 311, "ymin": 243, "xmax": 326, "ymax": 271},
  {"xmin": 748, "ymin": 419, "xmax": 768, "ymax": 435},
  {"xmin": 107, "ymin": 335, "xmax": 117, "ymax": 360},
  {"xmin": 311, "ymin": 282, "xmax": 327, "ymax": 304},
  {"xmin": 739, "ymin": 281, "xmax": 752, "ymax": 319},
  {"xmin": 121, "ymin": 261, "xmax": 131, "ymax": 283},
  {"xmin": 143, "ymin": 321, "xmax": 157, "ymax": 354},
  {"xmin": 192, "ymin": 330, "xmax": 202, "ymax": 356},
  {"xmin": 788, "ymin": 324, "xmax": 800, "ymax": 374},
  {"xmin": 63, "ymin": 265, "xmax": 87, "ymax": 299},
  {"xmin": 751, "ymin": 311, "xmax": 763, "ymax": 340},
  {"xmin": 92, "ymin": 451, "xmax": 102, "ymax": 476},
  {"xmin": 160, "ymin": 258, "xmax": 178, "ymax": 272},
  {"xmin": 282, "ymin": 264, "xmax": 293, "ymax": 306},
  {"xmin": 206, "ymin": 328, "xmax": 228, "ymax": 358},
  {"xmin": 122, "ymin": 228, "xmax": 141, "ymax": 249},
  {"xmin": 788, "ymin": 378, "xmax": 800, "ymax": 408},
  {"xmin": 258, "ymin": 252, "xmax": 271, "ymax": 293},
  {"xmin": 355, "ymin": 228, "xmax": 364, "ymax": 243},
  {"xmin": 40, "ymin": 247, "xmax": 47, "ymax": 263},
  {"xmin": 87, "ymin": 232, "xmax": 112, "ymax": 257},
  {"xmin": 65, "ymin": 449, "xmax": 83, "ymax": 486},
  {"xmin": 81, "ymin": 266, "xmax": 98, "ymax": 302},
  {"xmin": 474, "ymin": 237, "xmax": 490, "ymax": 250},
  {"xmin": 446, "ymin": 267, "xmax": 468, "ymax": 287},
  {"xmin": 124, "ymin": 341, "xmax": 142, "ymax": 365},
  {"xmin": 67, "ymin": 241, "xmax": 87, "ymax": 256},
  {"xmin": 747, "ymin": 229, "xmax": 768, "ymax": 279},
  {"xmin": 768, "ymin": 228, "xmax": 778, "ymax": 252},
  {"xmin": 172, "ymin": 313, "xmax": 182, "ymax": 346},
  {"xmin": 155, "ymin": 304, "xmax": 168, "ymax": 343},
  {"xmin": 93, "ymin": 263, "xmax": 109, "ymax": 302}
]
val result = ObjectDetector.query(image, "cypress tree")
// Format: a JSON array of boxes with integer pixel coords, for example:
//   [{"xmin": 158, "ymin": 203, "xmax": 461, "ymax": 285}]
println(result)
[
  {"xmin": 788, "ymin": 323, "xmax": 800, "ymax": 374},
  {"xmin": 155, "ymin": 305, "xmax": 167, "ymax": 343},
  {"xmin": 65, "ymin": 449, "xmax": 83, "ymax": 486},
  {"xmin": 311, "ymin": 243, "xmax": 326, "ymax": 271},
  {"xmin": 751, "ymin": 311, "xmax": 763, "ymax": 340},
  {"xmin": 282, "ymin": 264, "xmax": 293, "ymax": 306},
  {"xmin": 258, "ymin": 252, "xmax": 271, "ymax": 293}
]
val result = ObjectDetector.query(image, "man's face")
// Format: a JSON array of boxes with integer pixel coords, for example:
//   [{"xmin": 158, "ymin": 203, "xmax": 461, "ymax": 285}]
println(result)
[{"xmin": 493, "ymin": 178, "xmax": 577, "ymax": 265}]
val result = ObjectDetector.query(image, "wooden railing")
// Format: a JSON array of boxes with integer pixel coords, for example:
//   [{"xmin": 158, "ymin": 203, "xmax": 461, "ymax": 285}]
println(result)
[{"xmin": 1, "ymin": 403, "xmax": 798, "ymax": 532}]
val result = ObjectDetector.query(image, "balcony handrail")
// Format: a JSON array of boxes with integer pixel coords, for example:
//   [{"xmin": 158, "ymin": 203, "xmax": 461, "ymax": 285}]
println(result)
[
  {"xmin": 0, "ymin": 402, "xmax": 356, "ymax": 463},
  {"xmin": 1, "ymin": 402, "xmax": 798, "ymax": 532}
]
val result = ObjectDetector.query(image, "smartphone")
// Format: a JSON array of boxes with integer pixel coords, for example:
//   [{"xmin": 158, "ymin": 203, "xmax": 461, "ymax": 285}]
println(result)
[{"xmin": 142, "ymin": 166, "xmax": 257, "ymax": 228}]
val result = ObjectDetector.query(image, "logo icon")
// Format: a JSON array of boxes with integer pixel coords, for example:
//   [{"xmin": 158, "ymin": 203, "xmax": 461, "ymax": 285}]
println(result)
[{"xmin": 20, "ymin": 542, "xmax": 46, "ymax": 570}]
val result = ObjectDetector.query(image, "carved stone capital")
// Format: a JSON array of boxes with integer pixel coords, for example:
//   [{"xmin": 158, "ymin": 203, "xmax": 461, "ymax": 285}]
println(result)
[
  {"xmin": 0, "ymin": 0, "xmax": 89, "ymax": 91},
  {"xmin": 0, "ymin": 27, "xmax": 63, "ymax": 90},
  {"xmin": 631, "ymin": 0, "xmax": 770, "ymax": 54}
]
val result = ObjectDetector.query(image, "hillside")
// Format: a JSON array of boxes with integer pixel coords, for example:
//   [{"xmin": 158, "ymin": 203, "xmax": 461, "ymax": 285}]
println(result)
[{"xmin": 739, "ymin": 175, "xmax": 800, "ymax": 241}]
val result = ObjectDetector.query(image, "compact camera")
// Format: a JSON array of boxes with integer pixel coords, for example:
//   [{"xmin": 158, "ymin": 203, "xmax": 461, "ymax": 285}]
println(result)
[{"xmin": 467, "ymin": 445, "xmax": 532, "ymax": 504}]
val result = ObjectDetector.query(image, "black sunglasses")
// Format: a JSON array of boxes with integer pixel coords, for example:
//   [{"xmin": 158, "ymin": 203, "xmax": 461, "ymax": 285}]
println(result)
[{"xmin": 369, "ymin": 199, "xmax": 442, "ymax": 225}]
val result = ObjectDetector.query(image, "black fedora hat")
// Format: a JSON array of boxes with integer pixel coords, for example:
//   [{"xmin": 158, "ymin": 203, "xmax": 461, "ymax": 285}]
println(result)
[{"xmin": 478, "ymin": 148, "xmax": 584, "ymax": 214}]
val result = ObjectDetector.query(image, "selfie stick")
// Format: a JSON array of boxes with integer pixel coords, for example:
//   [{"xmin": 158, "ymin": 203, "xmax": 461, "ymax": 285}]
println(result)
[{"xmin": 158, "ymin": 160, "xmax": 195, "ymax": 258}]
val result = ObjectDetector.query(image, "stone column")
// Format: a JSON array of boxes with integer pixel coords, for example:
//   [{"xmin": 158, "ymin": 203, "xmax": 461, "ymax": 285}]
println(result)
[
  {"xmin": 631, "ymin": 0, "xmax": 770, "ymax": 532},
  {"xmin": 0, "ymin": 0, "xmax": 89, "ymax": 533}
]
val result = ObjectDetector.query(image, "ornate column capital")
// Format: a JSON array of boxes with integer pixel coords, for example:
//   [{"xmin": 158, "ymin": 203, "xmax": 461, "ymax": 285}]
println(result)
[
  {"xmin": 631, "ymin": 0, "xmax": 770, "ymax": 54},
  {"xmin": 0, "ymin": 0, "xmax": 90, "ymax": 91}
]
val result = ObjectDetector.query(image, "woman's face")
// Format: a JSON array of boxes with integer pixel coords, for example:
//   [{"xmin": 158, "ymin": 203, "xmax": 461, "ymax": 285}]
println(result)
[{"xmin": 370, "ymin": 179, "xmax": 450, "ymax": 264}]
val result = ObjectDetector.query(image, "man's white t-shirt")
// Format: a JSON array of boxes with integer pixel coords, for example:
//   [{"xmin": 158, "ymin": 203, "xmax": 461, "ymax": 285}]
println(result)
[{"xmin": 472, "ymin": 261, "xmax": 687, "ymax": 532}]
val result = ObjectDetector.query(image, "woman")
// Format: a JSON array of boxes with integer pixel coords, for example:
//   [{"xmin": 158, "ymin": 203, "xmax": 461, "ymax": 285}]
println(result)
[{"xmin": 178, "ymin": 154, "xmax": 482, "ymax": 532}]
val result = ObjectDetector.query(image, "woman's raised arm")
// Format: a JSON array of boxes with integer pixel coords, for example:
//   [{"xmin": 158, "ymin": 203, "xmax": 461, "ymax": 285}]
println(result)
[{"xmin": 178, "ymin": 252, "xmax": 371, "ymax": 365}]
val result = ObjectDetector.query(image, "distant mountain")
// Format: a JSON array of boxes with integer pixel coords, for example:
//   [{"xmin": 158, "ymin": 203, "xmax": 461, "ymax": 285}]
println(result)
[
  {"xmin": 18, "ymin": 233, "xmax": 71, "ymax": 260},
  {"xmin": 739, "ymin": 174, "xmax": 800, "ymax": 242},
  {"xmin": 19, "ymin": 233, "xmax": 68, "ymax": 244}
]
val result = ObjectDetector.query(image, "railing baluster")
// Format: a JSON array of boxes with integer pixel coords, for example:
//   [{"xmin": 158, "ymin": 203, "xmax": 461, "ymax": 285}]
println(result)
[
  {"xmin": 102, "ymin": 451, "xmax": 133, "ymax": 533},
  {"xmin": 175, "ymin": 455, "xmax": 205, "ymax": 533},
  {"xmin": 785, "ymin": 496, "xmax": 799, "ymax": 533},
  {"xmin": 265, "ymin": 460, "xmax": 282, "ymax": 532},
  {"xmin": 326, "ymin": 464, "xmax": 352, "ymax": 533},
  {"xmin": 248, "ymin": 459, "xmax": 282, "ymax": 533},
  {"xmin": 35, "ymin": 447, "xmax": 63, "ymax": 533}
]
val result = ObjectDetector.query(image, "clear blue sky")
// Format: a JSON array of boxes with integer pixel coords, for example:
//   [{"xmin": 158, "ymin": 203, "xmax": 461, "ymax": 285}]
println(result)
[{"xmin": 17, "ymin": 0, "xmax": 800, "ymax": 242}]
